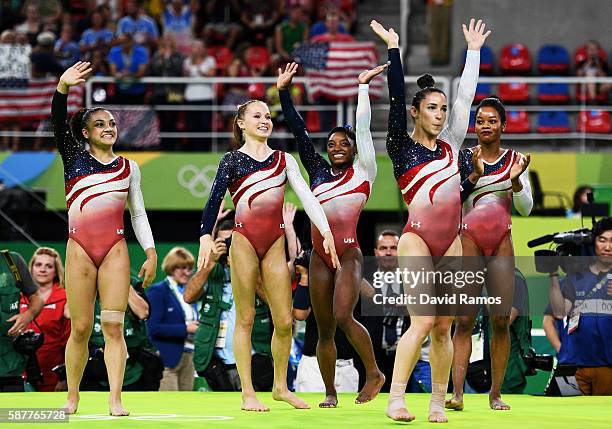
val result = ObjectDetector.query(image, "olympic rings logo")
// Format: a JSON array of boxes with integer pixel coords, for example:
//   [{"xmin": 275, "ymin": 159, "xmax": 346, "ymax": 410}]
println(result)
[{"xmin": 178, "ymin": 165, "xmax": 218, "ymax": 198}]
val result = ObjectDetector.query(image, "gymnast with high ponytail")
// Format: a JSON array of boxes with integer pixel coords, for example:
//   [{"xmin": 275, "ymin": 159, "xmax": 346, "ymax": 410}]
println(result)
[{"xmin": 371, "ymin": 18, "xmax": 490, "ymax": 423}]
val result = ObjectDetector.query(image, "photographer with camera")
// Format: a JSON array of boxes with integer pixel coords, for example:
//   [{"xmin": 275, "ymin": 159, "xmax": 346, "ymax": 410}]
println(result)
[
  {"xmin": 19, "ymin": 247, "xmax": 70, "ymax": 392},
  {"xmin": 0, "ymin": 250, "xmax": 44, "ymax": 391},
  {"xmin": 185, "ymin": 219, "xmax": 273, "ymax": 392},
  {"xmin": 548, "ymin": 217, "xmax": 612, "ymax": 395}
]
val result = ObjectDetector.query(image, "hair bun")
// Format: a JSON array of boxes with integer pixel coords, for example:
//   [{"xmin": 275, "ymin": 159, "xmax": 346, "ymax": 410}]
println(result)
[{"xmin": 417, "ymin": 73, "xmax": 435, "ymax": 89}]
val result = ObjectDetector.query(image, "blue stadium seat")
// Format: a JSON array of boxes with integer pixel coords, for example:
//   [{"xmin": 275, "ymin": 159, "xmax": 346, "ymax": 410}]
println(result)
[
  {"xmin": 537, "ymin": 45, "xmax": 570, "ymax": 74},
  {"xmin": 536, "ymin": 111, "xmax": 570, "ymax": 133},
  {"xmin": 464, "ymin": 46, "xmax": 494, "ymax": 74},
  {"xmin": 468, "ymin": 110, "xmax": 475, "ymax": 133},
  {"xmin": 537, "ymin": 83, "xmax": 570, "ymax": 104},
  {"xmin": 474, "ymin": 83, "xmax": 492, "ymax": 103}
]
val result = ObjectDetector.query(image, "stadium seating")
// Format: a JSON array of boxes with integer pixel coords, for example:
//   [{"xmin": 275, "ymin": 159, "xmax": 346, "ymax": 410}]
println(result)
[
  {"xmin": 537, "ymin": 83, "xmax": 570, "ymax": 104},
  {"xmin": 537, "ymin": 45, "xmax": 570, "ymax": 74},
  {"xmin": 504, "ymin": 110, "xmax": 531, "ymax": 133},
  {"xmin": 498, "ymin": 82, "xmax": 530, "ymax": 103},
  {"xmin": 464, "ymin": 46, "xmax": 495, "ymax": 74},
  {"xmin": 575, "ymin": 85, "xmax": 609, "ymax": 103},
  {"xmin": 245, "ymin": 46, "xmax": 271, "ymax": 71},
  {"xmin": 207, "ymin": 46, "xmax": 233, "ymax": 74},
  {"xmin": 474, "ymin": 83, "xmax": 493, "ymax": 103},
  {"xmin": 577, "ymin": 110, "xmax": 611, "ymax": 133},
  {"xmin": 468, "ymin": 110, "xmax": 475, "ymax": 133},
  {"xmin": 500, "ymin": 43, "xmax": 532, "ymax": 74},
  {"xmin": 536, "ymin": 111, "xmax": 571, "ymax": 133}
]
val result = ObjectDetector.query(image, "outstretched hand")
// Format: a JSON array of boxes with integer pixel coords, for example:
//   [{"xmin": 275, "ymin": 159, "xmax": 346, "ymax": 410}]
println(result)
[
  {"xmin": 58, "ymin": 61, "xmax": 92, "ymax": 92},
  {"xmin": 277, "ymin": 62, "xmax": 299, "ymax": 90},
  {"xmin": 510, "ymin": 152, "xmax": 530, "ymax": 181},
  {"xmin": 358, "ymin": 62, "xmax": 389, "ymax": 84},
  {"xmin": 370, "ymin": 20, "xmax": 399, "ymax": 48},
  {"xmin": 462, "ymin": 18, "xmax": 491, "ymax": 51}
]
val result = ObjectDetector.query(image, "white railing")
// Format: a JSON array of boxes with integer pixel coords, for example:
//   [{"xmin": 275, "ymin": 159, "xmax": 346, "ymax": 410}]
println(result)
[{"xmin": 451, "ymin": 76, "xmax": 612, "ymax": 150}]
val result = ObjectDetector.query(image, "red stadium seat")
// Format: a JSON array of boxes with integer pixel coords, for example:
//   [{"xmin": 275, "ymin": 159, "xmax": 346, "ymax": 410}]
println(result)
[
  {"xmin": 498, "ymin": 82, "xmax": 529, "ymax": 103},
  {"xmin": 499, "ymin": 43, "xmax": 532, "ymax": 75},
  {"xmin": 245, "ymin": 46, "xmax": 271, "ymax": 71},
  {"xmin": 504, "ymin": 111, "xmax": 531, "ymax": 133},
  {"xmin": 207, "ymin": 46, "xmax": 233, "ymax": 73},
  {"xmin": 577, "ymin": 110, "xmax": 611, "ymax": 133},
  {"xmin": 306, "ymin": 110, "xmax": 321, "ymax": 132}
]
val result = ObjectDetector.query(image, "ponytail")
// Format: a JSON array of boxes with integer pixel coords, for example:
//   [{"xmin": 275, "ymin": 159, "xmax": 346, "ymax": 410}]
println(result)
[
  {"xmin": 69, "ymin": 107, "xmax": 106, "ymax": 144},
  {"xmin": 231, "ymin": 99, "xmax": 265, "ymax": 148}
]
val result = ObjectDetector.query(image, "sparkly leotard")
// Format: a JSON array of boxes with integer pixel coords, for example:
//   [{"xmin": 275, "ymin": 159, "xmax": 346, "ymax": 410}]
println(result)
[
  {"xmin": 200, "ymin": 150, "xmax": 330, "ymax": 260},
  {"xmin": 386, "ymin": 48, "xmax": 480, "ymax": 256},
  {"xmin": 459, "ymin": 147, "xmax": 532, "ymax": 256},
  {"xmin": 280, "ymin": 84, "xmax": 376, "ymax": 270},
  {"xmin": 51, "ymin": 91, "xmax": 154, "ymax": 267}
]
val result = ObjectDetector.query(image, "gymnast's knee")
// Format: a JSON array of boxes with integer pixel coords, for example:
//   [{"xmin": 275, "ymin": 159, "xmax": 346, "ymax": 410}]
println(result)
[{"xmin": 100, "ymin": 310, "xmax": 125, "ymax": 341}]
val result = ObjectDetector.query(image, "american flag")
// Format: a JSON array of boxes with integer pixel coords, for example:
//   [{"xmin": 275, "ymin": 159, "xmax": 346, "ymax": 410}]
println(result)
[
  {"xmin": 292, "ymin": 41, "xmax": 384, "ymax": 101},
  {"xmin": 0, "ymin": 78, "xmax": 83, "ymax": 122}
]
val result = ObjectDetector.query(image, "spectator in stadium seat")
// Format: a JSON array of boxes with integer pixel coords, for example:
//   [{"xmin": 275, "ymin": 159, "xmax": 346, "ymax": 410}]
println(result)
[
  {"xmin": 151, "ymin": 32, "xmax": 185, "ymax": 151},
  {"xmin": 183, "ymin": 39, "xmax": 216, "ymax": 150},
  {"xmin": 31, "ymin": 31, "xmax": 63, "ymax": 78},
  {"xmin": 221, "ymin": 57, "xmax": 251, "ymax": 144},
  {"xmin": 79, "ymin": 9, "xmax": 115, "ymax": 59},
  {"xmin": 274, "ymin": 4, "xmax": 309, "ymax": 62},
  {"xmin": 147, "ymin": 247, "xmax": 200, "ymax": 391},
  {"xmin": 314, "ymin": 0, "xmax": 356, "ymax": 34},
  {"xmin": 576, "ymin": 40, "xmax": 610, "ymax": 101},
  {"xmin": 309, "ymin": 4, "xmax": 347, "ymax": 39},
  {"xmin": 116, "ymin": 0, "xmax": 159, "ymax": 51},
  {"xmin": 54, "ymin": 25, "xmax": 81, "ymax": 70},
  {"xmin": 15, "ymin": 2, "xmax": 43, "ymax": 46},
  {"xmin": 19, "ymin": 247, "xmax": 70, "ymax": 392},
  {"xmin": 201, "ymin": 0, "xmax": 241, "ymax": 50},
  {"xmin": 571, "ymin": 185, "xmax": 594, "ymax": 217},
  {"xmin": 162, "ymin": 0, "xmax": 198, "ymax": 56},
  {"xmin": 310, "ymin": 10, "xmax": 353, "ymax": 43},
  {"xmin": 548, "ymin": 217, "xmax": 612, "ymax": 395},
  {"xmin": 238, "ymin": 0, "xmax": 282, "ymax": 51},
  {"xmin": 108, "ymin": 31, "xmax": 149, "ymax": 104}
]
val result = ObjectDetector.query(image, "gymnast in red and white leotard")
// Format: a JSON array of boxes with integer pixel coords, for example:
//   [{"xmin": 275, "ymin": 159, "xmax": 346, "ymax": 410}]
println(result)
[
  {"xmin": 371, "ymin": 18, "xmax": 489, "ymax": 423},
  {"xmin": 278, "ymin": 62, "xmax": 386, "ymax": 407},
  {"xmin": 198, "ymin": 99, "xmax": 339, "ymax": 412},
  {"xmin": 51, "ymin": 62, "xmax": 157, "ymax": 416},
  {"xmin": 447, "ymin": 95, "xmax": 532, "ymax": 412}
]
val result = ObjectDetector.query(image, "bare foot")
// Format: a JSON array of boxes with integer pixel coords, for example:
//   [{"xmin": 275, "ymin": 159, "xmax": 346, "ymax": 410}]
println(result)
[
  {"xmin": 444, "ymin": 395, "xmax": 464, "ymax": 411},
  {"xmin": 355, "ymin": 371, "xmax": 385, "ymax": 404},
  {"xmin": 109, "ymin": 403, "xmax": 130, "ymax": 416},
  {"xmin": 428, "ymin": 411, "xmax": 448, "ymax": 423},
  {"xmin": 489, "ymin": 396, "xmax": 511, "ymax": 410},
  {"xmin": 386, "ymin": 403, "xmax": 415, "ymax": 422},
  {"xmin": 61, "ymin": 399, "xmax": 78, "ymax": 415},
  {"xmin": 241, "ymin": 395, "xmax": 270, "ymax": 412},
  {"xmin": 319, "ymin": 394, "xmax": 338, "ymax": 408},
  {"xmin": 272, "ymin": 389, "xmax": 310, "ymax": 409}
]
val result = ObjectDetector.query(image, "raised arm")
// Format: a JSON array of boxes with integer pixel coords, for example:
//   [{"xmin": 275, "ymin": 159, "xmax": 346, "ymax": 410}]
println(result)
[
  {"xmin": 127, "ymin": 160, "xmax": 157, "ymax": 286},
  {"xmin": 285, "ymin": 153, "xmax": 341, "ymax": 269},
  {"xmin": 198, "ymin": 153, "xmax": 232, "ymax": 269},
  {"xmin": 356, "ymin": 63, "xmax": 387, "ymax": 182},
  {"xmin": 53, "ymin": 61, "xmax": 93, "ymax": 163},
  {"xmin": 277, "ymin": 62, "xmax": 328, "ymax": 177},
  {"xmin": 370, "ymin": 20, "xmax": 407, "ymax": 163},
  {"xmin": 442, "ymin": 19, "xmax": 490, "ymax": 149}
]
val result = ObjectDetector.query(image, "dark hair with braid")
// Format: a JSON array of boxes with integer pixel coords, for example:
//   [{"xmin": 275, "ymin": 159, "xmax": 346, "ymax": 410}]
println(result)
[
  {"xmin": 232, "ymin": 99, "xmax": 267, "ymax": 148},
  {"xmin": 475, "ymin": 95, "xmax": 506, "ymax": 125},
  {"xmin": 69, "ymin": 107, "xmax": 107, "ymax": 144},
  {"xmin": 411, "ymin": 73, "xmax": 446, "ymax": 111}
]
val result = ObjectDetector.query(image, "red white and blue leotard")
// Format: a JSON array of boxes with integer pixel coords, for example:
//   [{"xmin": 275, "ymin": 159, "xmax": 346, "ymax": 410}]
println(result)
[
  {"xmin": 459, "ymin": 148, "xmax": 532, "ymax": 256},
  {"xmin": 386, "ymin": 48, "xmax": 480, "ymax": 256},
  {"xmin": 51, "ymin": 91, "xmax": 155, "ymax": 267},
  {"xmin": 280, "ymin": 84, "xmax": 376, "ymax": 269},
  {"xmin": 200, "ymin": 150, "xmax": 330, "ymax": 260}
]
